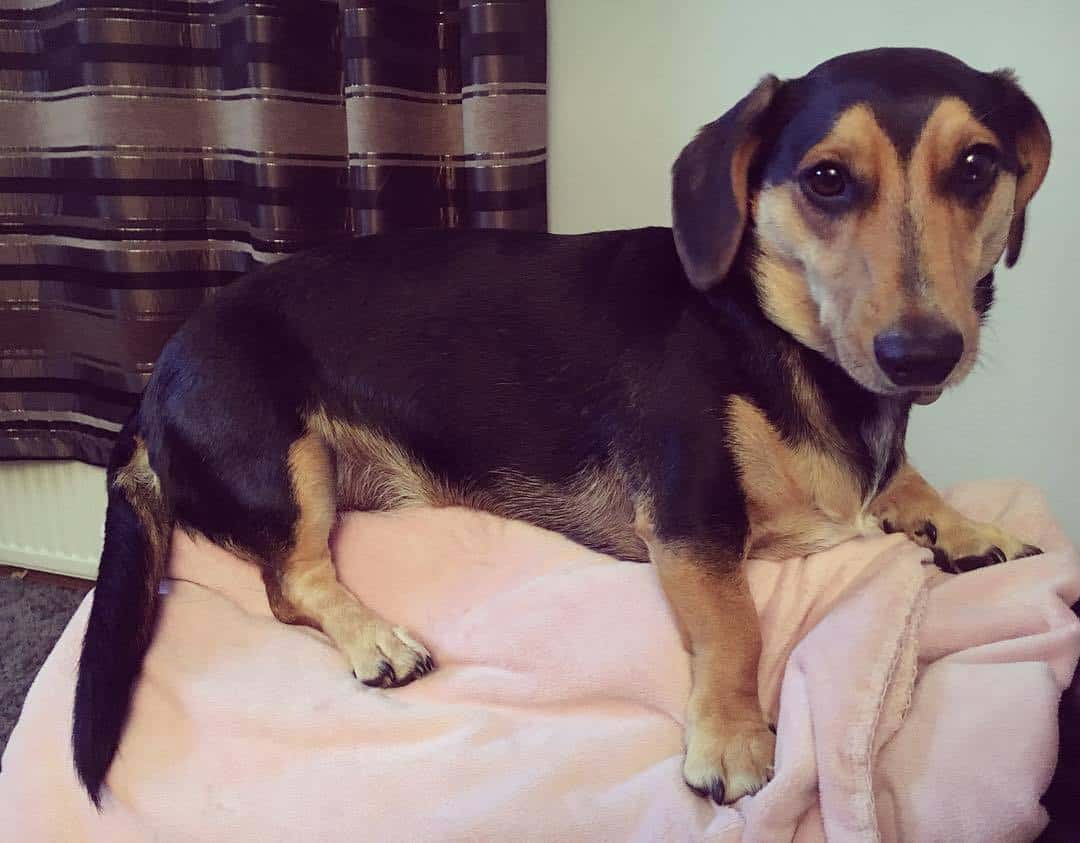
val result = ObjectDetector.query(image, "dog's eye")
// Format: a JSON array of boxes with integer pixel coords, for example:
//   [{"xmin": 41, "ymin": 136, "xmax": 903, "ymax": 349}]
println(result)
[
  {"xmin": 953, "ymin": 145, "xmax": 999, "ymax": 195},
  {"xmin": 801, "ymin": 161, "xmax": 850, "ymax": 201}
]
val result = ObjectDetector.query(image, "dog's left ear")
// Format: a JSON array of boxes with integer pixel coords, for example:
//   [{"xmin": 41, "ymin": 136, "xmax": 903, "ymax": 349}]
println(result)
[
  {"xmin": 672, "ymin": 75, "xmax": 783, "ymax": 291},
  {"xmin": 992, "ymin": 70, "xmax": 1052, "ymax": 267}
]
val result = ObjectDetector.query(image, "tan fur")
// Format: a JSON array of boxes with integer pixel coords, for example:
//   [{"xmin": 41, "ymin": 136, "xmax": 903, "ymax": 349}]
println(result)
[
  {"xmin": 1014, "ymin": 130, "xmax": 1052, "ymax": 210},
  {"xmin": 907, "ymin": 98, "xmax": 1018, "ymax": 384},
  {"xmin": 282, "ymin": 417, "xmax": 643, "ymax": 677},
  {"xmin": 112, "ymin": 436, "xmax": 169, "ymax": 612},
  {"xmin": 726, "ymin": 394, "xmax": 872, "ymax": 558},
  {"xmin": 308, "ymin": 409, "xmax": 450, "ymax": 511},
  {"xmin": 482, "ymin": 462, "xmax": 646, "ymax": 561},
  {"xmin": 753, "ymin": 100, "xmax": 1021, "ymax": 396},
  {"xmin": 310, "ymin": 408, "xmax": 647, "ymax": 560},
  {"xmin": 871, "ymin": 460, "xmax": 1034, "ymax": 564},
  {"xmin": 754, "ymin": 106, "xmax": 909, "ymax": 392},
  {"xmin": 113, "ymin": 436, "xmax": 161, "ymax": 502},
  {"xmin": 1010, "ymin": 89, "xmax": 1052, "ymax": 222},
  {"xmin": 754, "ymin": 249, "xmax": 832, "ymax": 356},
  {"xmin": 634, "ymin": 510, "xmax": 773, "ymax": 803},
  {"xmin": 271, "ymin": 430, "xmax": 431, "ymax": 684},
  {"xmin": 729, "ymin": 135, "xmax": 762, "ymax": 221}
]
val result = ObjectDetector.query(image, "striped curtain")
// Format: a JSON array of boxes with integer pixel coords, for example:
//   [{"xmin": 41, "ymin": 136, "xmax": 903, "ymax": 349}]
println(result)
[{"xmin": 0, "ymin": 0, "xmax": 548, "ymax": 465}]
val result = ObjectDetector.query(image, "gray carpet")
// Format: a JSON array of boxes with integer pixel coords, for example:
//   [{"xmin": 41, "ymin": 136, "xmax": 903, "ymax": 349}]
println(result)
[{"xmin": 0, "ymin": 573, "xmax": 90, "ymax": 759}]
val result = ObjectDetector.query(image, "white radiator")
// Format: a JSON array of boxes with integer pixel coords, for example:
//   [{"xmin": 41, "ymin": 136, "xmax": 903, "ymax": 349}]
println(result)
[{"xmin": 0, "ymin": 461, "xmax": 105, "ymax": 579}]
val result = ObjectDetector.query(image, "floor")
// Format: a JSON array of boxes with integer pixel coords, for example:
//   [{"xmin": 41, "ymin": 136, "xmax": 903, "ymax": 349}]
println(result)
[{"xmin": 0, "ymin": 567, "xmax": 90, "ymax": 761}]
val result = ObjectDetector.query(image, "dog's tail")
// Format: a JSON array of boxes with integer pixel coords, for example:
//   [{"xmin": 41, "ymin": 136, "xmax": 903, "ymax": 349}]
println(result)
[{"xmin": 73, "ymin": 415, "xmax": 172, "ymax": 807}]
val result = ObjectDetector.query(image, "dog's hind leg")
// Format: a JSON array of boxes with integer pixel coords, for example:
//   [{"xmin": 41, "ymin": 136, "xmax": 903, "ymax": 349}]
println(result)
[{"xmin": 264, "ymin": 429, "xmax": 434, "ymax": 687}]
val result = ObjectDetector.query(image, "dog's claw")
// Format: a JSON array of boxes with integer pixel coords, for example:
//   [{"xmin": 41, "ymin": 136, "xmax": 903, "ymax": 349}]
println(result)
[
  {"xmin": 685, "ymin": 776, "xmax": 726, "ymax": 805},
  {"xmin": 345, "ymin": 622, "xmax": 433, "ymax": 688},
  {"xmin": 931, "ymin": 546, "xmax": 951, "ymax": 571},
  {"xmin": 359, "ymin": 660, "xmax": 397, "ymax": 687},
  {"xmin": 951, "ymin": 545, "xmax": 1012, "ymax": 573},
  {"xmin": 707, "ymin": 778, "xmax": 726, "ymax": 805},
  {"xmin": 915, "ymin": 520, "xmax": 938, "ymax": 545},
  {"xmin": 683, "ymin": 720, "xmax": 774, "ymax": 805}
]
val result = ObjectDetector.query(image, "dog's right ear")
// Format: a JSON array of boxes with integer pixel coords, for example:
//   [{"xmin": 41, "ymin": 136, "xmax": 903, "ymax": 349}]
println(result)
[
  {"xmin": 990, "ymin": 70, "xmax": 1051, "ymax": 268},
  {"xmin": 672, "ymin": 75, "xmax": 783, "ymax": 291}
]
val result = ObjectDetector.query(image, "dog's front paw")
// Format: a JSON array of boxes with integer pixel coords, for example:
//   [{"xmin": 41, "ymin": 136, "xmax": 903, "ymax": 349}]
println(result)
[
  {"xmin": 343, "ymin": 621, "xmax": 435, "ymax": 688},
  {"xmin": 682, "ymin": 717, "xmax": 775, "ymax": 804},
  {"xmin": 880, "ymin": 512, "xmax": 1042, "ymax": 573},
  {"xmin": 938, "ymin": 520, "xmax": 1043, "ymax": 572}
]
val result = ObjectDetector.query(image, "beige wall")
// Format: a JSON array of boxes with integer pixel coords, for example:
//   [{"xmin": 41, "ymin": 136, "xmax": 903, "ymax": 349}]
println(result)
[{"xmin": 549, "ymin": 0, "xmax": 1079, "ymax": 539}]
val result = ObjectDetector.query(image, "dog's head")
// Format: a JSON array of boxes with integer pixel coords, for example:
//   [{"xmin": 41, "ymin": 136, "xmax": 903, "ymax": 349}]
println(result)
[{"xmin": 672, "ymin": 48, "xmax": 1051, "ymax": 401}]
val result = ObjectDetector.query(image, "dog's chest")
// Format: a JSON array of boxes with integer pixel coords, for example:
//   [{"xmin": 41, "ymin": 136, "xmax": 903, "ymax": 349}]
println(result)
[
  {"xmin": 727, "ymin": 395, "xmax": 901, "ymax": 558},
  {"xmin": 858, "ymin": 399, "xmax": 907, "ymax": 503}
]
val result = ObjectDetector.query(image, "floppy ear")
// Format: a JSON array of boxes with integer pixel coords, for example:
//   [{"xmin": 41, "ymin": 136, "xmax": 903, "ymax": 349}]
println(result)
[
  {"xmin": 672, "ymin": 75, "xmax": 783, "ymax": 291},
  {"xmin": 992, "ymin": 71, "xmax": 1051, "ymax": 268}
]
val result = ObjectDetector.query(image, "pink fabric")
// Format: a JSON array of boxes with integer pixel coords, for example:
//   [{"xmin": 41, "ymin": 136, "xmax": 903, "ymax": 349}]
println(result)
[{"xmin": 2, "ymin": 480, "xmax": 1077, "ymax": 842}]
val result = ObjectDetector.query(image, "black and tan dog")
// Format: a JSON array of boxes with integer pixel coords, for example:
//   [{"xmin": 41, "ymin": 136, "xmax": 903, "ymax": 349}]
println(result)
[{"xmin": 73, "ymin": 48, "xmax": 1051, "ymax": 807}]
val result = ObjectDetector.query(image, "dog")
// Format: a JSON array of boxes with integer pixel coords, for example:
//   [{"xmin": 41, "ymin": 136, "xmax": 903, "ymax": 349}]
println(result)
[{"xmin": 73, "ymin": 47, "xmax": 1051, "ymax": 808}]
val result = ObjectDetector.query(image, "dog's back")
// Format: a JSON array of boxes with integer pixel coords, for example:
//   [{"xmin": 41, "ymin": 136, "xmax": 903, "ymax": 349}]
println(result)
[{"xmin": 147, "ymin": 226, "xmax": 694, "ymax": 500}]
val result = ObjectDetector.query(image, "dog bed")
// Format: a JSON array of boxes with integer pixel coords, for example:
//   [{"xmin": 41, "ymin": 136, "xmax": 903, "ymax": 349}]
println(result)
[{"xmin": 2, "ymin": 480, "xmax": 1077, "ymax": 842}]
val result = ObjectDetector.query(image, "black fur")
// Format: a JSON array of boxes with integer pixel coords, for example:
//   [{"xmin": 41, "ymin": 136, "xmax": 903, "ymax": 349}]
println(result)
[
  {"xmin": 72, "ymin": 47, "xmax": 1047, "ymax": 805},
  {"xmin": 758, "ymin": 48, "xmax": 1032, "ymax": 180},
  {"xmin": 74, "ymin": 226, "xmax": 903, "ymax": 802},
  {"xmin": 672, "ymin": 75, "xmax": 781, "ymax": 289}
]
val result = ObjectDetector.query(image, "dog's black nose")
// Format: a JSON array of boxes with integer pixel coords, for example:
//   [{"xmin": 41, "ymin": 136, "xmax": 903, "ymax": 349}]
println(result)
[{"xmin": 873, "ymin": 319, "xmax": 964, "ymax": 387}]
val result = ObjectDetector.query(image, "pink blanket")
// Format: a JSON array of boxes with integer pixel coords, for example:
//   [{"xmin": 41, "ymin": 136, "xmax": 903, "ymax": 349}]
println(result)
[{"xmin": 3, "ymin": 481, "xmax": 1078, "ymax": 842}]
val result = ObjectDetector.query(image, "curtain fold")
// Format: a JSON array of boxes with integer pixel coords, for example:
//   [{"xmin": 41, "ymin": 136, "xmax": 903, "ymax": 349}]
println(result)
[{"xmin": 0, "ymin": 0, "xmax": 548, "ymax": 465}]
